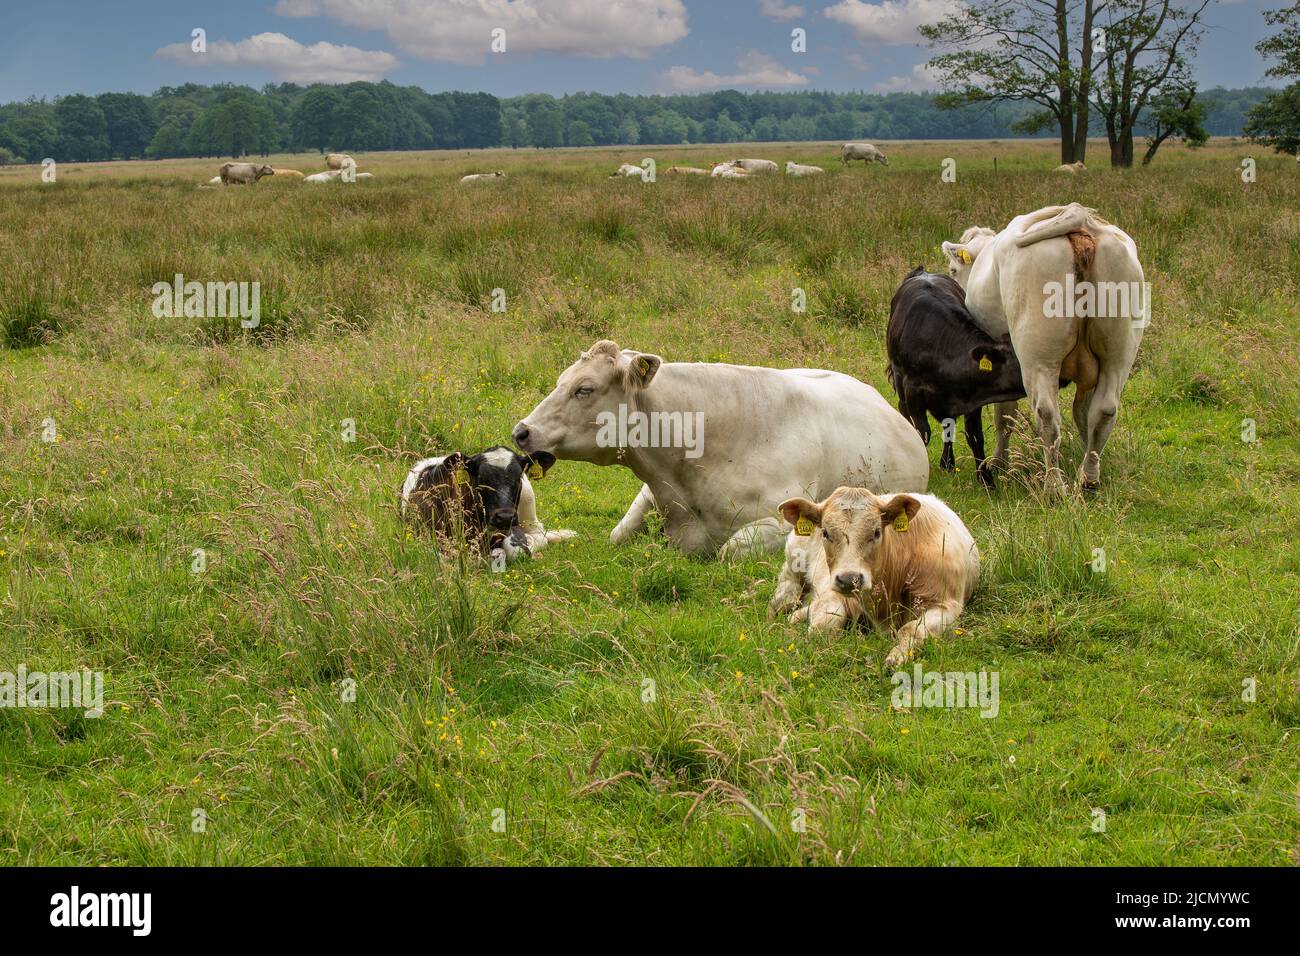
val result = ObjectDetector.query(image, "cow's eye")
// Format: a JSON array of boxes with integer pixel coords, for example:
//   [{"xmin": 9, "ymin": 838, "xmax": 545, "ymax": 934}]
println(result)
[
  {"xmin": 574, "ymin": 386, "xmax": 594, "ymax": 398},
  {"xmin": 821, "ymin": 530, "xmax": 830, "ymax": 540}
]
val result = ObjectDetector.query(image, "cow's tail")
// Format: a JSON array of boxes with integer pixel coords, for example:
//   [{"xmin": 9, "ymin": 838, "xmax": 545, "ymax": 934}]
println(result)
[{"xmin": 1014, "ymin": 203, "xmax": 1099, "ymax": 248}]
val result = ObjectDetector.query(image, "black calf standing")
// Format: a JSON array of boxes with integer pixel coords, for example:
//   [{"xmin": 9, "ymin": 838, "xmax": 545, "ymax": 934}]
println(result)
[{"xmin": 886, "ymin": 267, "xmax": 1027, "ymax": 487}]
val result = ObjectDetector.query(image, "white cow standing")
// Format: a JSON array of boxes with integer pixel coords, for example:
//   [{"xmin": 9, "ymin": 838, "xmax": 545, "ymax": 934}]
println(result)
[
  {"xmin": 941, "ymin": 203, "xmax": 1147, "ymax": 492},
  {"xmin": 513, "ymin": 340, "xmax": 929, "ymax": 558},
  {"xmin": 841, "ymin": 143, "xmax": 888, "ymax": 166}
]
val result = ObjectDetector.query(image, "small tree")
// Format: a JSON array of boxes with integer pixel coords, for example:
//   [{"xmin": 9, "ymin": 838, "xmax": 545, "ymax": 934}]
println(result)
[
  {"xmin": 1246, "ymin": 3, "xmax": 1300, "ymax": 155},
  {"xmin": 1141, "ymin": 85, "xmax": 1207, "ymax": 164}
]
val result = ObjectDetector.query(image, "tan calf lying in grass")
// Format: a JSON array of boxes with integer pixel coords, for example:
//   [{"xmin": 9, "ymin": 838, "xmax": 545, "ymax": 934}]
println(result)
[{"xmin": 769, "ymin": 488, "xmax": 980, "ymax": 669}]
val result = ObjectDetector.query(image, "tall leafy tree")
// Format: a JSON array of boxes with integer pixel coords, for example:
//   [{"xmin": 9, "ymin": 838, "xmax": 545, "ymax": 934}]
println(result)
[
  {"xmin": 922, "ymin": 0, "xmax": 1103, "ymax": 163},
  {"xmin": 1246, "ymin": 3, "xmax": 1300, "ymax": 154},
  {"xmin": 97, "ymin": 92, "xmax": 156, "ymax": 159},
  {"xmin": 1091, "ymin": 0, "xmax": 1211, "ymax": 167},
  {"xmin": 54, "ymin": 94, "xmax": 109, "ymax": 161}
]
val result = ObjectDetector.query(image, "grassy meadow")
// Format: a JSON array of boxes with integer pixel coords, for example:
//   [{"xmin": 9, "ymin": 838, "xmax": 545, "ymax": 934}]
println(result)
[{"xmin": 0, "ymin": 138, "xmax": 1297, "ymax": 865}]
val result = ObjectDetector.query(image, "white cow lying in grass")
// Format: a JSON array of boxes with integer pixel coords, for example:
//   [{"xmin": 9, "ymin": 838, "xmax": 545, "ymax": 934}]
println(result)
[
  {"xmin": 461, "ymin": 171, "xmax": 505, "ymax": 182},
  {"xmin": 513, "ymin": 340, "xmax": 928, "ymax": 558},
  {"xmin": 785, "ymin": 161, "xmax": 824, "ymax": 177},
  {"xmin": 710, "ymin": 162, "xmax": 750, "ymax": 178},
  {"xmin": 733, "ymin": 158, "xmax": 778, "ymax": 172},
  {"xmin": 770, "ymin": 488, "xmax": 979, "ymax": 669},
  {"xmin": 612, "ymin": 163, "xmax": 645, "ymax": 177}
]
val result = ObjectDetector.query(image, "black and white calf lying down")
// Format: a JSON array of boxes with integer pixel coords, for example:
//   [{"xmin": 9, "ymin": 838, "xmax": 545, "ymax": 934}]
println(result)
[{"xmin": 400, "ymin": 446, "xmax": 575, "ymax": 564}]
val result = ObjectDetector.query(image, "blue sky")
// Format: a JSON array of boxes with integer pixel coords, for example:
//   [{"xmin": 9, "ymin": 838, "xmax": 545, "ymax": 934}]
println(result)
[{"xmin": 0, "ymin": 0, "xmax": 1282, "ymax": 103}]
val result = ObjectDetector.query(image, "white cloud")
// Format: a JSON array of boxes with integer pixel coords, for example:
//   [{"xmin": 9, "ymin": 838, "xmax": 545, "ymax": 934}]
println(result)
[
  {"xmin": 274, "ymin": 0, "xmax": 688, "ymax": 64},
  {"xmin": 662, "ymin": 51, "xmax": 810, "ymax": 92},
  {"xmin": 874, "ymin": 61, "xmax": 943, "ymax": 92},
  {"xmin": 824, "ymin": 0, "xmax": 963, "ymax": 46},
  {"xmin": 156, "ymin": 32, "xmax": 398, "ymax": 83},
  {"xmin": 759, "ymin": 0, "xmax": 806, "ymax": 20}
]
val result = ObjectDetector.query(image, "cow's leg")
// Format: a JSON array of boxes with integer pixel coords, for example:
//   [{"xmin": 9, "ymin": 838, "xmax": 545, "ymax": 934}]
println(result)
[
  {"xmin": 990, "ymin": 400, "xmax": 1017, "ymax": 474},
  {"xmin": 1024, "ymin": 368, "xmax": 1068, "ymax": 496},
  {"xmin": 1071, "ymin": 385, "xmax": 1094, "ymax": 452},
  {"xmin": 807, "ymin": 594, "xmax": 852, "ymax": 633},
  {"xmin": 609, "ymin": 484, "xmax": 655, "ymax": 545},
  {"xmin": 883, "ymin": 600, "xmax": 963, "ymax": 670},
  {"xmin": 939, "ymin": 437, "xmax": 956, "ymax": 472},
  {"xmin": 768, "ymin": 558, "xmax": 806, "ymax": 619},
  {"xmin": 721, "ymin": 517, "xmax": 788, "ymax": 561},
  {"xmin": 964, "ymin": 410, "xmax": 993, "ymax": 487},
  {"xmin": 1080, "ymin": 368, "xmax": 1124, "ymax": 491}
]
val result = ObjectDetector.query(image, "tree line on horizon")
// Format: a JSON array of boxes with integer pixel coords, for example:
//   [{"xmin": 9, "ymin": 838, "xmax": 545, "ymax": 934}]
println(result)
[{"xmin": 0, "ymin": 81, "xmax": 1277, "ymax": 166}]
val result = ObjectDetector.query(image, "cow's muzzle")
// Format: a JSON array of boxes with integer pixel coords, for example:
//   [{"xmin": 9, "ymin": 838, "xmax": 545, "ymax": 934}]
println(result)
[{"xmin": 833, "ymin": 571, "xmax": 865, "ymax": 594}]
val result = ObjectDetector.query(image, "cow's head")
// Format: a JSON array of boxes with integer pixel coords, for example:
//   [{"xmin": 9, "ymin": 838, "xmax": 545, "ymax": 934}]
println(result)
[
  {"xmin": 464, "ymin": 446, "xmax": 556, "ymax": 531},
  {"xmin": 256, "ymin": 165, "xmax": 276, "ymax": 179},
  {"xmin": 513, "ymin": 339, "xmax": 662, "ymax": 464},
  {"xmin": 780, "ymin": 488, "xmax": 921, "ymax": 596},
  {"xmin": 941, "ymin": 226, "xmax": 996, "ymax": 286}
]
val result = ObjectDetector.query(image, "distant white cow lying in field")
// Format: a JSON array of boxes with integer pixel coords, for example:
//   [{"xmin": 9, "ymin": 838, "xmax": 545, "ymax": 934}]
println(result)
[
  {"xmin": 304, "ymin": 170, "xmax": 373, "ymax": 183},
  {"xmin": 770, "ymin": 488, "xmax": 979, "ymax": 669},
  {"xmin": 841, "ymin": 143, "xmax": 888, "ymax": 166},
  {"xmin": 512, "ymin": 339, "xmax": 929, "ymax": 558},
  {"xmin": 710, "ymin": 161, "xmax": 750, "ymax": 178},
  {"xmin": 219, "ymin": 162, "xmax": 274, "ymax": 185},
  {"xmin": 461, "ymin": 171, "xmax": 505, "ymax": 182},
  {"xmin": 1055, "ymin": 161, "xmax": 1086, "ymax": 174},
  {"xmin": 611, "ymin": 163, "xmax": 645, "ymax": 177},
  {"xmin": 665, "ymin": 165, "xmax": 709, "ymax": 175},
  {"xmin": 733, "ymin": 158, "xmax": 778, "ymax": 172},
  {"xmin": 780, "ymin": 161, "xmax": 821, "ymax": 176},
  {"xmin": 785, "ymin": 161, "xmax": 824, "ymax": 177}
]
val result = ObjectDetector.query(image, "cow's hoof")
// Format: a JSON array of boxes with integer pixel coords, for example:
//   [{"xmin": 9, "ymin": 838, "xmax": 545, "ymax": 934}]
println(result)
[
  {"xmin": 884, "ymin": 645, "xmax": 912, "ymax": 671},
  {"xmin": 1081, "ymin": 478, "xmax": 1101, "ymax": 495},
  {"xmin": 976, "ymin": 468, "xmax": 997, "ymax": 490}
]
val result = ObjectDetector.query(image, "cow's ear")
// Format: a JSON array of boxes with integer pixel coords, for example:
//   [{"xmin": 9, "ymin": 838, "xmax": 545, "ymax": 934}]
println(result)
[
  {"xmin": 779, "ymin": 497, "xmax": 823, "ymax": 529},
  {"xmin": 941, "ymin": 241, "xmax": 973, "ymax": 269},
  {"xmin": 520, "ymin": 451, "xmax": 555, "ymax": 479},
  {"xmin": 970, "ymin": 346, "xmax": 1005, "ymax": 371},
  {"xmin": 879, "ymin": 495, "xmax": 922, "ymax": 529},
  {"xmin": 624, "ymin": 352, "xmax": 662, "ymax": 389}
]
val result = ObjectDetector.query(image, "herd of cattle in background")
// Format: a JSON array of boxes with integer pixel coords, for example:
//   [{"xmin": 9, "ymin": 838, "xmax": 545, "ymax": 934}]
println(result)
[{"xmin": 186, "ymin": 139, "xmax": 1149, "ymax": 669}]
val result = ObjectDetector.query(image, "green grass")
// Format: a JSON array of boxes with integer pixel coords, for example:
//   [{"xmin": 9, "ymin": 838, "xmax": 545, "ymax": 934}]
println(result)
[{"xmin": 0, "ymin": 139, "xmax": 1297, "ymax": 865}]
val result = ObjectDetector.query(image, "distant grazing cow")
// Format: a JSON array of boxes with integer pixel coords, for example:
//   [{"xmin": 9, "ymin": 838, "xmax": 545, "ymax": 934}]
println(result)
[
  {"xmin": 513, "ymin": 339, "xmax": 928, "ymax": 558},
  {"xmin": 841, "ymin": 143, "xmax": 888, "ymax": 166},
  {"xmin": 665, "ymin": 165, "xmax": 709, "ymax": 175},
  {"xmin": 460, "ymin": 171, "xmax": 505, "ymax": 182},
  {"xmin": 785, "ymin": 161, "xmax": 824, "ymax": 177},
  {"xmin": 218, "ymin": 162, "xmax": 274, "ymax": 185},
  {"xmin": 400, "ymin": 447, "xmax": 575, "ymax": 564},
  {"xmin": 733, "ymin": 158, "xmax": 777, "ymax": 172},
  {"xmin": 886, "ymin": 267, "xmax": 1062, "ymax": 487},
  {"xmin": 770, "ymin": 487, "xmax": 979, "ymax": 670},
  {"xmin": 1054, "ymin": 161, "xmax": 1086, "ymax": 174},
  {"xmin": 326, "ymin": 153, "xmax": 356, "ymax": 170},
  {"xmin": 942, "ymin": 203, "xmax": 1145, "ymax": 491}
]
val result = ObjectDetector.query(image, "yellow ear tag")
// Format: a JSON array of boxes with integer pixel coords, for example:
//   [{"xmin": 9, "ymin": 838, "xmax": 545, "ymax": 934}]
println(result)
[
  {"xmin": 636, "ymin": 357, "xmax": 651, "ymax": 376},
  {"xmin": 527, "ymin": 463, "xmax": 544, "ymax": 480},
  {"xmin": 893, "ymin": 513, "xmax": 909, "ymax": 532},
  {"xmin": 958, "ymin": 249, "xmax": 972, "ymax": 265},
  {"xmin": 978, "ymin": 355, "xmax": 993, "ymax": 372},
  {"xmin": 452, "ymin": 466, "xmax": 467, "ymax": 487},
  {"xmin": 795, "ymin": 516, "xmax": 814, "ymax": 536}
]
